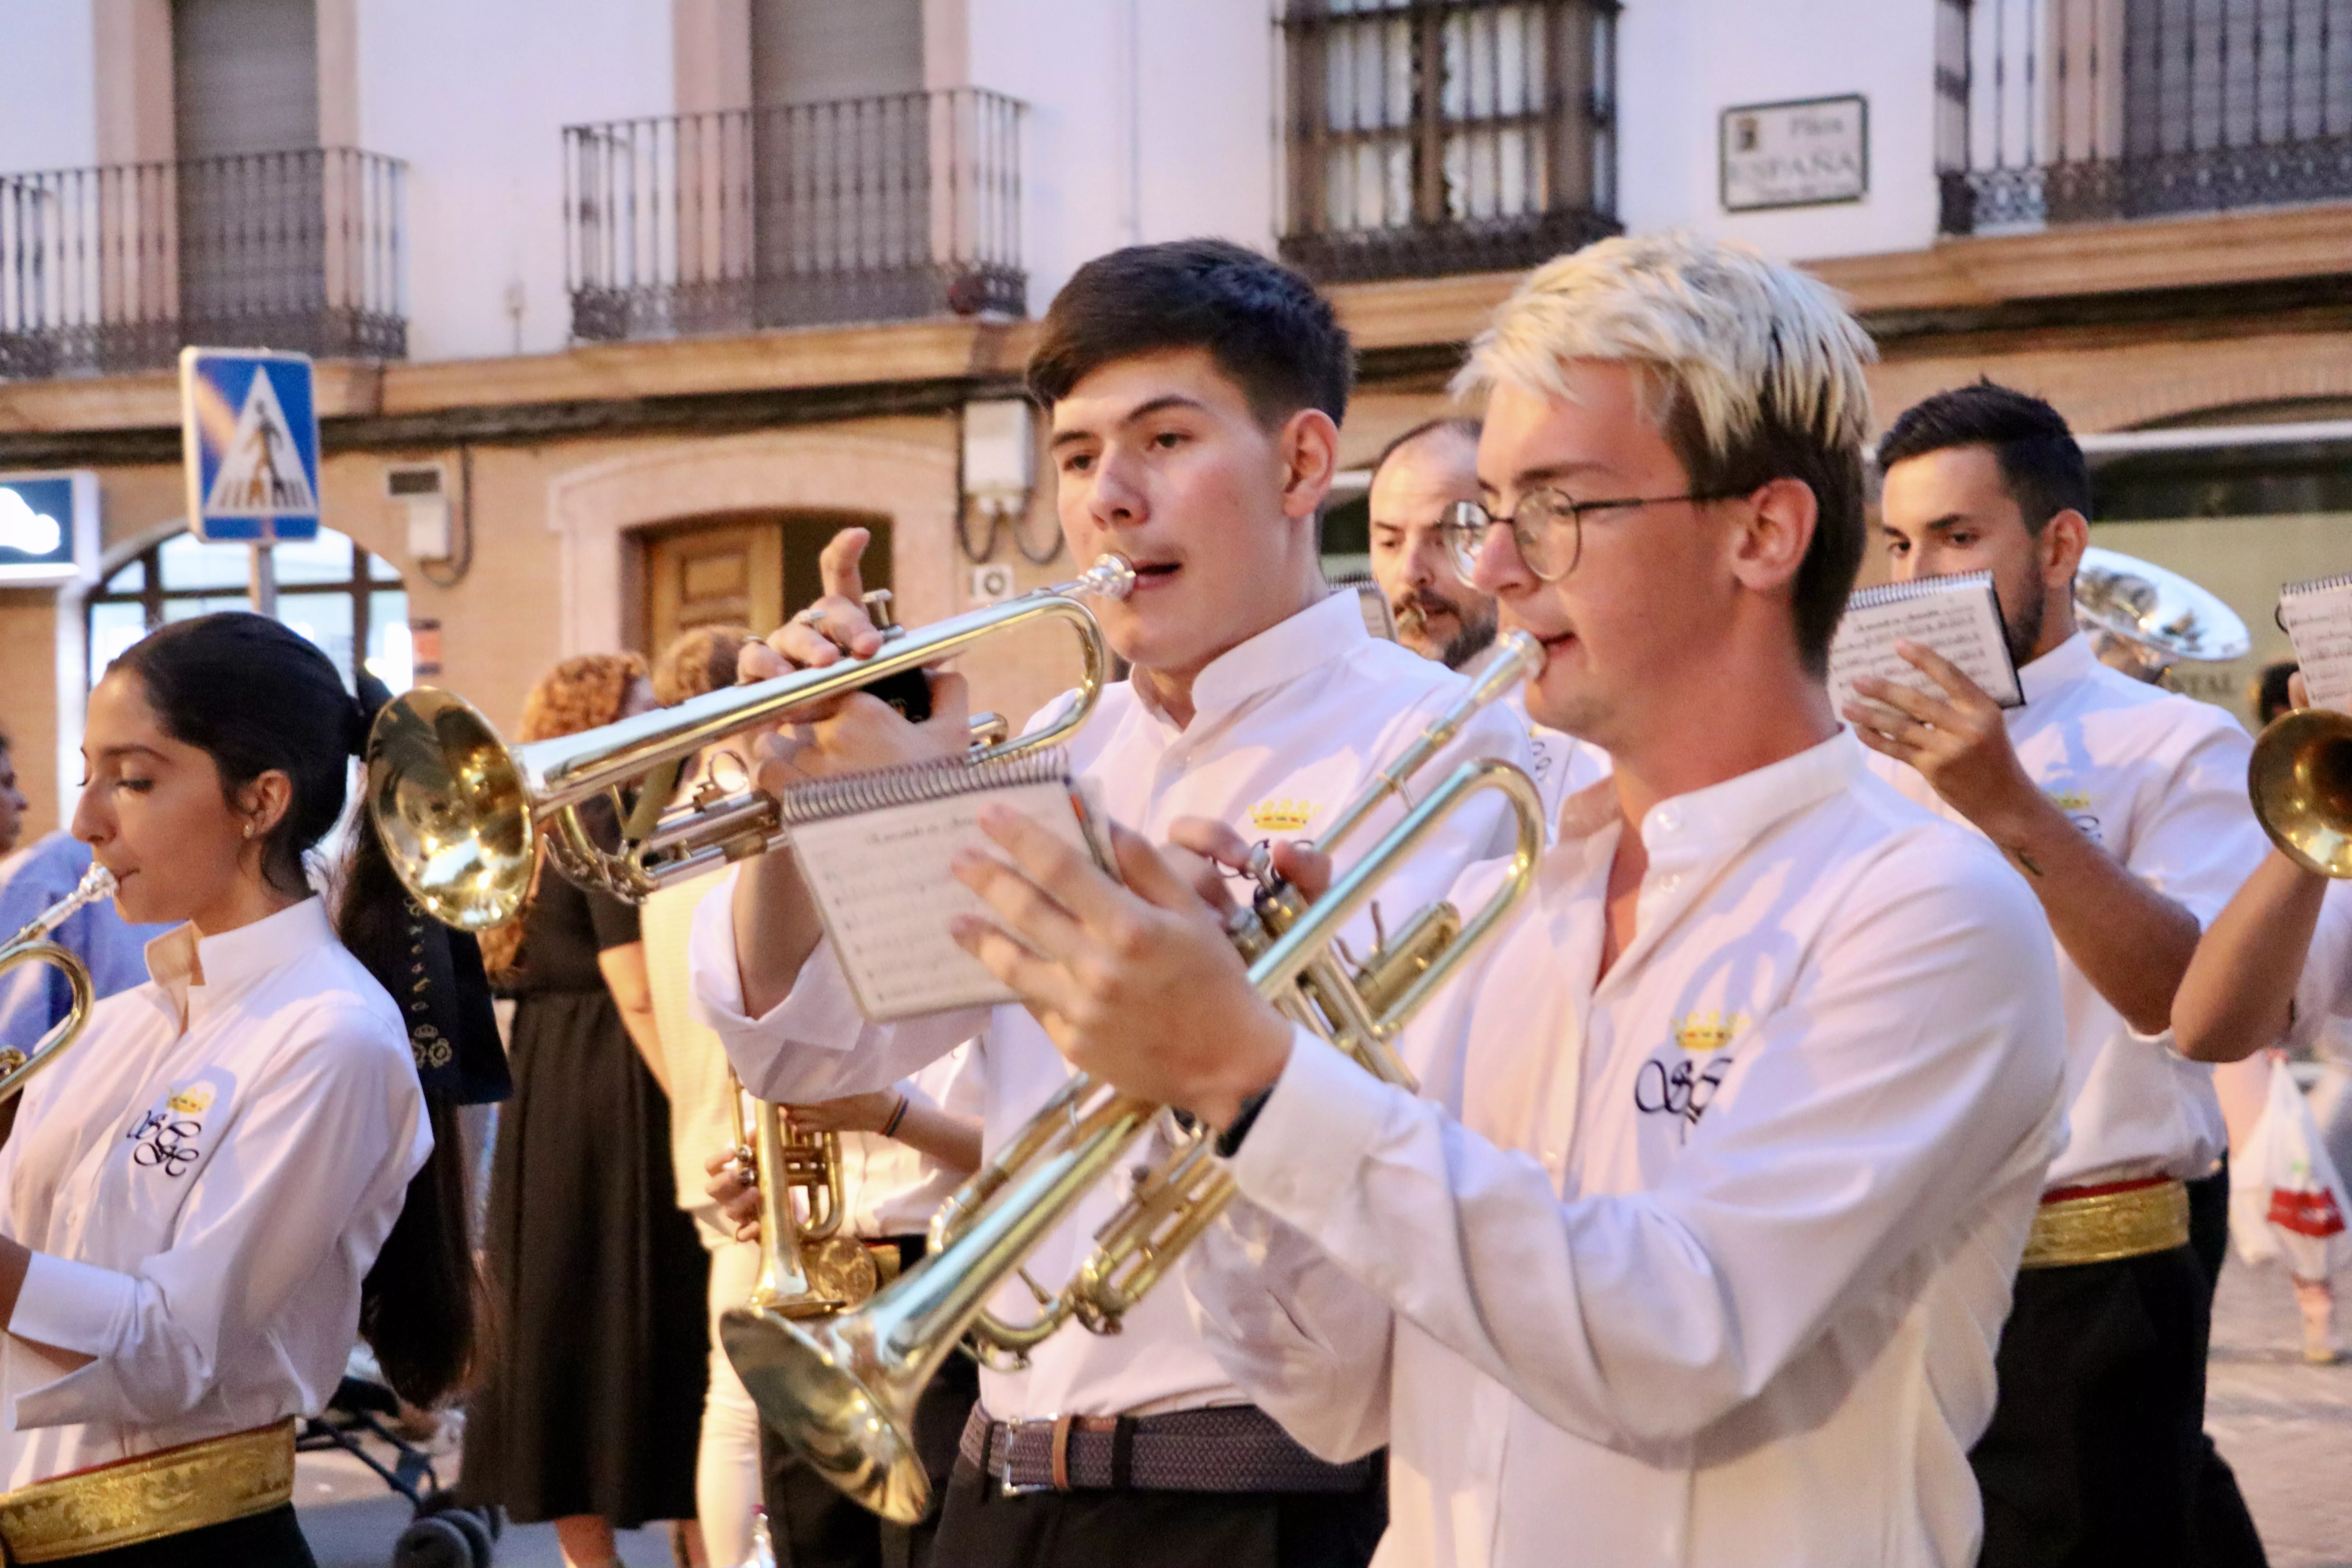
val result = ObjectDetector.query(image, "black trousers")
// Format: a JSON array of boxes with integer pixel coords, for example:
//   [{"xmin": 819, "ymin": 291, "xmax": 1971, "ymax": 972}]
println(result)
[
  {"xmin": 1971, "ymin": 1238, "xmax": 2214, "ymax": 1568},
  {"xmin": 2187, "ymin": 1161, "xmax": 2269, "ymax": 1568},
  {"xmin": 65, "ymin": 1503, "xmax": 315, "ymax": 1567},
  {"xmin": 929, "ymin": 1461, "xmax": 1387, "ymax": 1568}
]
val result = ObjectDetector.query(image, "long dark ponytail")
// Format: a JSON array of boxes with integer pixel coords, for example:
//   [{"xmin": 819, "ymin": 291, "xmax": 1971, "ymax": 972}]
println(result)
[{"xmin": 110, "ymin": 612, "xmax": 479, "ymax": 1407}]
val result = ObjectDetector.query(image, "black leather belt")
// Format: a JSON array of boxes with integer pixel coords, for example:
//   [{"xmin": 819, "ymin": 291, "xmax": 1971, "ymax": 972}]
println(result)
[{"xmin": 956, "ymin": 1403, "xmax": 1380, "ymax": 1496}]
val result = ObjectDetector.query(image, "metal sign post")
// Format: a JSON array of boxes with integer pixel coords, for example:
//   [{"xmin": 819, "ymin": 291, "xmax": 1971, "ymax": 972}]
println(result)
[{"xmin": 177, "ymin": 348, "xmax": 321, "ymax": 617}]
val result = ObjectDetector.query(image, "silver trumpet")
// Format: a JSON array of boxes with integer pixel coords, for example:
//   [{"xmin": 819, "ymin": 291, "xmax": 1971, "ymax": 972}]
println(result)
[
  {"xmin": 0, "ymin": 862, "xmax": 117, "ymax": 1100},
  {"xmin": 364, "ymin": 555, "xmax": 1136, "ymax": 928},
  {"xmin": 723, "ymin": 633, "xmax": 1550, "ymax": 1523}
]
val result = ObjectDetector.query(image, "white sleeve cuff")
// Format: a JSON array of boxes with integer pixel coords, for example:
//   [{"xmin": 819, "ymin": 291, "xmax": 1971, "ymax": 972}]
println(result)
[
  {"xmin": 9, "ymin": 1251, "xmax": 135, "ymax": 1361},
  {"xmin": 1224, "ymin": 1025, "xmax": 1401, "ymax": 1235}
]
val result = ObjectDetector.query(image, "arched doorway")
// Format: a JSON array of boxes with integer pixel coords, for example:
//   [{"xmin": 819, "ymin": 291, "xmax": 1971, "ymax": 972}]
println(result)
[{"xmin": 83, "ymin": 525, "xmax": 412, "ymax": 692}]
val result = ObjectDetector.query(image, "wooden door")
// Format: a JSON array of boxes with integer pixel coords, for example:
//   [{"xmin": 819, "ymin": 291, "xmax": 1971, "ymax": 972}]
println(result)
[{"xmin": 637, "ymin": 512, "xmax": 893, "ymax": 659}]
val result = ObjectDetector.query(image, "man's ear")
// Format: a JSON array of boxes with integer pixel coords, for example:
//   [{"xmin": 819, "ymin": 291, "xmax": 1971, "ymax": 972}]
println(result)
[
  {"xmin": 1277, "ymin": 408, "xmax": 1341, "ymax": 521},
  {"xmin": 2041, "ymin": 508, "xmax": 2090, "ymax": 586},
  {"xmin": 1727, "ymin": 477, "xmax": 1819, "ymax": 593}
]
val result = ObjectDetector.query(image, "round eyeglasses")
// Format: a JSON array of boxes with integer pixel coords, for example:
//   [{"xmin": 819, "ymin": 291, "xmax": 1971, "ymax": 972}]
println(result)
[{"xmin": 1436, "ymin": 489, "xmax": 1740, "ymax": 584}]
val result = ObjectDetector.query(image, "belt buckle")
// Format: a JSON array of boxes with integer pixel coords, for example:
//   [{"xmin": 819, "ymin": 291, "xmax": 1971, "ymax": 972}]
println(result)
[{"xmin": 997, "ymin": 1416, "xmax": 1054, "ymax": 1498}]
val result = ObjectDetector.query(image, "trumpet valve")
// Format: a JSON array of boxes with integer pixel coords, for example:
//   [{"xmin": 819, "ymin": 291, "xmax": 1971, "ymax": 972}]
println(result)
[
  {"xmin": 0, "ymin": 1049, "xmax": 23, "ymax": 1077},
  {"xmin": 1350, "ymin": 901, "xmax": 1464, "ymax": 1020},
  {"xmin": 862, "ymin": 590, "xmax": 903, "ymax": 635}
]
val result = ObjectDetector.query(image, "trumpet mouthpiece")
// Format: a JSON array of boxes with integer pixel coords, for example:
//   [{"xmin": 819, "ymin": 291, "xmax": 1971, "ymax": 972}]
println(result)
[{"xmin": 1080, "ymin": 555, "xmax": 1137, "ymax": 602}]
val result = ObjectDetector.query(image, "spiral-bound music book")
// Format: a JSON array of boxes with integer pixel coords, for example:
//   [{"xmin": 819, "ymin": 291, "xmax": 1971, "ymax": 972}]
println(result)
[
  {"xmin": 781, "ymin": 750, "xmax": 1112, "ymax": 1022},
  {"xmin": 2278, "ymin": 573, "xmax": 2352, "ymax": 713},
  {"xmin": 1827, "ymin": 570, "xmax": 2024, "ymax": 715}
]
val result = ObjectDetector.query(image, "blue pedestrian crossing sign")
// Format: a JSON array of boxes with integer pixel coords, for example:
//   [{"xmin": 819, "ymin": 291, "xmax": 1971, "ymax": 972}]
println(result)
[{"xmin": 179, "ymin": 348, "xmax": 321, "ymax": 543}]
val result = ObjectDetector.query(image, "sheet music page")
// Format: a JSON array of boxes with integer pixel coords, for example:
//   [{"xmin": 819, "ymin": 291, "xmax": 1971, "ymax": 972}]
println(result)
[
  {"xmin": 1826, "ymin": 572, "xmax": 2024, "ymax": 715},
  {"xmin": 2279, "ymin": 577, "xmax": 2352, "ymax": 713},
  {"xmin": 788, "ymin": 776, "xmax": 1100, "ymax": 1022}
]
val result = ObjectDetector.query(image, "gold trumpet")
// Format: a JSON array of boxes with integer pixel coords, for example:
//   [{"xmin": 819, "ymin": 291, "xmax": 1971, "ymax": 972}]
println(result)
[
  {"xmin": 724, "ymin": 633, "xmax": 1549, "ymax": 1523},
  {"xmin": 726, "ymin": 1072, "xmax": 879, "ymax": 1319},
  {"xmin": 364, "ymin": 555, "xmax": 1136, "ymax": 928},
  {"xmin": 2249, "ymin": 706, "xmax": 2352, "ymax": 878},
  {"xmin": 0, "ymin": 863, "xmax": 116, "ymax": 1100}
]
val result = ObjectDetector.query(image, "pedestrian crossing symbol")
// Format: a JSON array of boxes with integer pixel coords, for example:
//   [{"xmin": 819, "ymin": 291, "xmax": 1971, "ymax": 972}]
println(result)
[{"xmin": 178, "ymin": 348, "xmax": 322, "ymax": 543}]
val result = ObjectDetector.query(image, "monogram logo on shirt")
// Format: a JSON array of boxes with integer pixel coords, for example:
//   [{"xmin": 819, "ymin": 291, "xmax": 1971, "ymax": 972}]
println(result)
[
  {"xmin": 1248, "ymin": 799, "xmax": 1315, "ymax": 833},
  {"xmin": 125, "ymin": 1108, "xmax": 203, "ymax": 1178},
  {"xmin": 2043, "ymin": 787, "xmax": 2103, "ymax": 845},
  {"xmin": 1634, "ymin": 1054, "xmax": 1731, "ymax": 1131}
]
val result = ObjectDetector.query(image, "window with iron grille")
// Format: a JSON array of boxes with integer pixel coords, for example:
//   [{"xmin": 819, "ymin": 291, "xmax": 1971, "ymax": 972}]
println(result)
[{"xmin": 1279, "ymin": 0, "xmax": 1620, "ymax": 284}]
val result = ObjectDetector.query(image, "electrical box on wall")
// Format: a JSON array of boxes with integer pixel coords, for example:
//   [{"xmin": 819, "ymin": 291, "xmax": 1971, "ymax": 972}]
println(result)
[
  {"xmin": 964, "ymin": 400, "xmax": 1035, "ymax": 521},
  {"xmin": 387, "ymin": 463, "xmax": 451, "ymax": 561}
]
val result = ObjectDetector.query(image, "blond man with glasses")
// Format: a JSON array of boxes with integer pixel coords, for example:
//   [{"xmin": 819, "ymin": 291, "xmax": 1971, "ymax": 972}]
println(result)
[{"xmin": 942, "ymin": 234, "xmax": 2072, "ymax": 1567}]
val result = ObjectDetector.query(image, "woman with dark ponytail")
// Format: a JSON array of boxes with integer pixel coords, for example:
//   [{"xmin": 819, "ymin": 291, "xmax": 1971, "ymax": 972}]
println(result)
[{"xmin": 0, "ymin": 612, "xmax": 483, "ymax": 1566}]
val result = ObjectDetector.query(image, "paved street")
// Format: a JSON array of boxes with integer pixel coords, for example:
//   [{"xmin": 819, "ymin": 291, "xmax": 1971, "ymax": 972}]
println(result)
[
  {"xmin": 288, "ymin": 1254, "xmax": 2352, "ymax": 1566},
  {"xmin": 2210, "ymin": 1254, "xmax": 2352, "ymax": 1568}
]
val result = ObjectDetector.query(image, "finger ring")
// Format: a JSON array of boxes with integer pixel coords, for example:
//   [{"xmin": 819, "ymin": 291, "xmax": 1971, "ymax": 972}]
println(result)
[{"xmin": 791, "ymin": 605, "xmax": 827, "ymax": 629}]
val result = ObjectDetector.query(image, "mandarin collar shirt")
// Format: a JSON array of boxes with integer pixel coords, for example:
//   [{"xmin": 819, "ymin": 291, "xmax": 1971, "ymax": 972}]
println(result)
[
  {"xmin": 1862, "ymin": 631, "xmax": 2265, "ymax": 1186},
  {"xmin": 691, "ymin": 589, "xmax": 1533, "ymax": 1421},
  {"xmin": 0, "ymin": 898, "xmax": 428, "ymax": 1489},
  {"xmin": 1185, "ymin": 732, "xmax": 2068, "ymax": 1567}
]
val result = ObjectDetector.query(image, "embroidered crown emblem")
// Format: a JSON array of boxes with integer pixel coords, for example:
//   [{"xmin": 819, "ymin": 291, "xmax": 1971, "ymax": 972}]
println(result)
[
  {"xmin": 1671, "ymin": 1012, "xmax": 1746, "ymax": 1054},
  {"xmin": 166, "ymin": 1084, "xmax": 215, "ymax": 1115},
  {"xmin": 2046, "ymin": 789, "xmax": 2092, "ymax": 811},
  {"xmin": 1249, "ymin": 799, "xmax": 1315, "ymax": 833}
]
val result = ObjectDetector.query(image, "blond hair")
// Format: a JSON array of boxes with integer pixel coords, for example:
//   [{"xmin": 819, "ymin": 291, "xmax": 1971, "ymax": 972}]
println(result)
[{"xmin": 1454, "ymin": 235, "xmax": 1877, "ymax": 671}]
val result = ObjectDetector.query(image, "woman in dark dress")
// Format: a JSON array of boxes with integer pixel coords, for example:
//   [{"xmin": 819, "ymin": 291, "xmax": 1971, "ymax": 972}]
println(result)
[{"xmin": 461, "ymin": 655, "xmax": 710, "ymax": 1568}]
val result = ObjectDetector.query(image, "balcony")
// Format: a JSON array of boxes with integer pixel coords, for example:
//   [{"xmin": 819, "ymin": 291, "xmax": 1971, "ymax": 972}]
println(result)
[
  {"xmin": 0, "ymin": 147, "xmax": 406, "ymax": 379},
  {"xmin": 563, "ymin": 88, "xmax": 1026, "ymax": 343},
  {"xmin": 1938, "ymin": 0, "xmax": 2352, "ymax": 235},
  {"xmin": 1278, "ymin": 0, "xmax": 1619, "ymax": 284}
]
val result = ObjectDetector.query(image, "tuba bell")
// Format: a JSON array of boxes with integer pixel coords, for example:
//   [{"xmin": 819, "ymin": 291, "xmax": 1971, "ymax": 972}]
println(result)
[
  {"xmin": 364, "ymin": 555, "xmax": 1136, "ymax": 928},
  {"xmin": 0, "ymin": 863, "xmax": 117, "ymax": 1102},
  {"xmin": 722, "ymin": 634, "xmax": 1550, "ymax": 1523}
]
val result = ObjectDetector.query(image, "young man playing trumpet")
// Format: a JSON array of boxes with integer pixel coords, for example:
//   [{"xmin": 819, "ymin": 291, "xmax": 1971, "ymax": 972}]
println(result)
[
  {"xmin": 945, "ymin": 234, "xmax": 2070, "ymax": 1566},
  {"xmin": 690, "ymin": 239, "xmax": 1530, "ymax": 1568},
  {"xmin": 1367, "ymin": 417, "xmax": 1607, "ymax": 823},
  {"xmin": 1851, "ymin": 384, "xmax": 2270, "ymax": 1568}
]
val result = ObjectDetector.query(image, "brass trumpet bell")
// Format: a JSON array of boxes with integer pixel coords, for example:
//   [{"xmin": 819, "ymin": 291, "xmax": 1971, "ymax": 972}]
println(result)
[
  {"xmin": 2250, "ymin": 707, "xmax": 2352, "ymax": 878},
  {"xmin": 365, "ymin": 687, "xmax": 535, "ymax": 930},
  {"xmin": 720, "ymin": 1308, "xmax": 926, "ymax": 1523}
]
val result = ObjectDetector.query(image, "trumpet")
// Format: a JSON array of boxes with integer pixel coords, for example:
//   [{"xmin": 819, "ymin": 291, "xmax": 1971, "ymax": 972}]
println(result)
[
  {"xmin": 2249, "ymin": 706, "xmax": 2352, "ymax": 878},
  {"xmin": 0, "ymin": 863, "xmax": 116, "ymax": 1101},
  {"xmin": 723, "ymin": 633, "xmax": 1549, "ymax": 1523},
  {"xmin": 726, "ymin": 1071, "xmax": 879, "ymax": 1319},
  {"xmin": 365, "ymin": 555, "xmax": 1136, "ymax": 929}
]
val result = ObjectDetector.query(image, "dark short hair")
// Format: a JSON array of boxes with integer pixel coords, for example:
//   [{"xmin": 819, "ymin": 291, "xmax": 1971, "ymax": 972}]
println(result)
[
  {"xmin": 653, "ymin": 625, "xmax": 754, "ymax": 707},
  {"xmin": 2257, "ymin": 659, "xmax": 2300, "ymax": 727},
  {"xmin": 1372, "ymin": 417, "xmax": 1481, "ymax": 482},
  {"xmin": 1026, "ymin": 239, "xmax": 1354, "ymax": 428},
  {"xmin": 1876, "ymin": 381, "xmax": 2092, "ymax": 536}
]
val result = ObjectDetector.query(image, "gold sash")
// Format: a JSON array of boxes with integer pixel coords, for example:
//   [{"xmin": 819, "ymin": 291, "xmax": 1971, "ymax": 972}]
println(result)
[
  {"xmin": 0, "ymin": 1419, "xmax": 296, "ymax": 1563},
  {"xmin": 2020, "ymin": 1178, "xmax": 2190, "ymax": 1270}
]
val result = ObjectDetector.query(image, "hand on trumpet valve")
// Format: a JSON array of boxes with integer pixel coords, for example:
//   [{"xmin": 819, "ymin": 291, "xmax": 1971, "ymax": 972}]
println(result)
[
  {"xmin": 1161, "ymin": 817, "xmax": 1335, "ymax": 907},
  {"xmin": 735, "ymin": 526, "xmax": 973, "ymax": 795},
  {"xmin": 705, "ymin": 1143, "xmax": 764, "ymax": 1243},
  {"xmin": 947, "ymin": 806, "xmax": 1292, "ymax": 1129}
]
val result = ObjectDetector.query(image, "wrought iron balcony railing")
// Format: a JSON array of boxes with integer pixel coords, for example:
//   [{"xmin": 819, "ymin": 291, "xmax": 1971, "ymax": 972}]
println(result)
[
  {"xmin": 1938, "ymin": 0, "xmax": 2352, "ymax": 235},
  {"xmin": 564, "ymin": 88, "xmax": 1025, "ymax": 342},
  {"xmin": 1278, "ymin": 0, "xmax": 1620, "ymax": 284},
  {"xmin": 0, "ymin": 147, "xmax": 406, "ymax": 379}
]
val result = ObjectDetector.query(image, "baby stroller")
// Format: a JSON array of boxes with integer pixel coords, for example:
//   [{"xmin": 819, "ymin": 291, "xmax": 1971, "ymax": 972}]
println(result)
[{"xmin": 298, "ymin": 1345, "xmax": 503, "ymax": 1566}]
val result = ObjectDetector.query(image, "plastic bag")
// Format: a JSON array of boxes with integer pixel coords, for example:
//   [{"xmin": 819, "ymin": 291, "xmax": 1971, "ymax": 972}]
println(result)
[{"xmin": 2230, "ymin": 1054, "xmax": 2352, "ymax": 1279}]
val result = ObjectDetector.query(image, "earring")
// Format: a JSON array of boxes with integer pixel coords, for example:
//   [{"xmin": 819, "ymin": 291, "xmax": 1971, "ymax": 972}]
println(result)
[{"xmin": 242, "ymin": 822, "xmax": 254, "ymax": 840}]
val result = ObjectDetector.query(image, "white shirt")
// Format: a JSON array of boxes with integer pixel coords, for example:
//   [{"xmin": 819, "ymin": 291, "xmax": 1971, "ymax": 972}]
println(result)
[
  {"xmin": 693, "ymin": 590, "xmax": 1532, "ymax": 1421},
  {"xmin": 649, "ymin": 875, "xmax": 979, "ymax": 1241},
  {"xmin": 1863, "ymin": 632, "xmax": 2264, "ymax": 1187},
  {"xmin": 0, "ymin": 899, "xmax": 428, "ymax": 1488},
  {"xmin": 1185, "ymin": 732, "xmax": 2068, "ymax": 1568}
]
